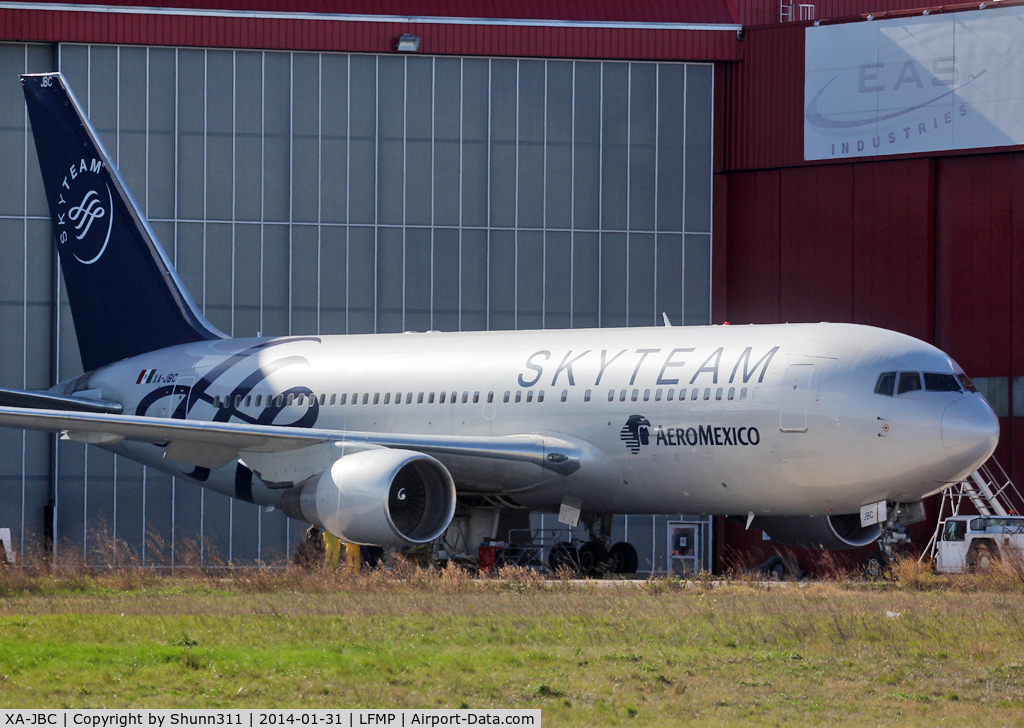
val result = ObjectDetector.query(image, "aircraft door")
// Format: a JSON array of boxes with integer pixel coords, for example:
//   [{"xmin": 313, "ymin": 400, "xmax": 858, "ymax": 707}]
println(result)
[{"xmin": 780, "ymin": 364, "xmax": 813, "ymax": 432}]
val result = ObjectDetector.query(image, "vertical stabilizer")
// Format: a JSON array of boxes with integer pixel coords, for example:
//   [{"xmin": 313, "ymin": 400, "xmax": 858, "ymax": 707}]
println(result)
[{"xmin": 22, "ymin": 72, "xmax": 224, "ymax": 372}]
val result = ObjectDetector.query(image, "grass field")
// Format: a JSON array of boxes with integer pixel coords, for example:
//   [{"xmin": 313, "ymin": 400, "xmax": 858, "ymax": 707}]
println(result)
[{"xmin": 2, "ymin": 563, "xmax": 1024, "ymax": 726}]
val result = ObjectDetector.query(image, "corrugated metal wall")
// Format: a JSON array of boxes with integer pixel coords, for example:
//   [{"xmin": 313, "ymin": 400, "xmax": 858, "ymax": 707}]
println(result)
[
  {"xmin": 721, "ymin": 24, "xmax": 803, "ymax": 172},
  {"xmin": 934, "ymin": 154, "xmax": 1017, "ymax": 484},
  {"xmin": 724, "ymin": 159, "xmax": 934, "ymax": 337},
  {"xmin": 0, "ymin": 40, "xmax": 716, "ymax": 569},
  {"xmin": 719, "ymin": 153, "xmax": 1022, "ymax": 564},
  {"xmin": 60, "ymin": 0, "xmax": 740, "ymax": 24},
  {"xmin": 0, "ymin": 6, "xmax": 743, "ymax": 61}
]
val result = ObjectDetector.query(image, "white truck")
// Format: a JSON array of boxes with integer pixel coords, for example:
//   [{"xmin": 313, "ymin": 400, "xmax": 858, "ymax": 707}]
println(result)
[{"xmin": 936, "ymin": 515, "xmax": 1024, "ymax": 573}]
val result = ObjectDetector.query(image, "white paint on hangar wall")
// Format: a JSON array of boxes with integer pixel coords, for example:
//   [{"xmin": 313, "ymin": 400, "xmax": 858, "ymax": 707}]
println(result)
[{"xmin": 804, "ymin": 5, "xmax": 1024, "ymax": 161}]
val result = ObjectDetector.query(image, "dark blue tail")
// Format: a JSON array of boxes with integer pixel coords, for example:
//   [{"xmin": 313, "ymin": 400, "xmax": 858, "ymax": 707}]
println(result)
[{"xmin": 22, "ymin": 73, "xmax": 224, "ymax": 372}]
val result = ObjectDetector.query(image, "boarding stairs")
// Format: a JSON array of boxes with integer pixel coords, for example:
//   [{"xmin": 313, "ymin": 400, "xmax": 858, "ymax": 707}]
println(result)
[{"xmin": 921, "ymin": 458, "xmax": 1024, "ymax": 562}]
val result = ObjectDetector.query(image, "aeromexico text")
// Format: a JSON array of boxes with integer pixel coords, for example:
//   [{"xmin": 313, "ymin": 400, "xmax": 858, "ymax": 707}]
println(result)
[
  {"xmin": 655, "ymin": 424, "xmax": 760, "ymax": 447},
  {"xmin": 515, "ymin": 345, "xmax": 779, "ymax": 388}
]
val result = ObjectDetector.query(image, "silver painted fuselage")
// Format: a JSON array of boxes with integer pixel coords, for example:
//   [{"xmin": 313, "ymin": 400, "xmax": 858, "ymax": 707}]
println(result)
[{"xmin": 60, "ymin": 321, "xmax": 998, "ymax": 518}]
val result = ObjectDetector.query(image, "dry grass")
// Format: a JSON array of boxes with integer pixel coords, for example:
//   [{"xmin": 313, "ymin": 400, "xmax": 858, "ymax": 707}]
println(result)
[
  {"xmin": 3, "ymin": 531, "xmax": 1024, "ymax": 724},
  {"xmin": 2, "ymin": 571, "xmax": 1024, "ymax": 724}
]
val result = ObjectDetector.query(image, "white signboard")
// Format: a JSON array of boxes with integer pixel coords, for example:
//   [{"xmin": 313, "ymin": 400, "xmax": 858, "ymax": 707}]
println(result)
[{"xmin": 804, "ymin": 6, "xmax": 1024, "ymax": 160}]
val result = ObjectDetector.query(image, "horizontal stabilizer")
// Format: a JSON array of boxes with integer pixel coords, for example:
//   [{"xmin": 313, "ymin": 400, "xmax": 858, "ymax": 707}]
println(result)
[{"xmin": 0, "ymin": 387, "xmax": 123, "ymax": 414}]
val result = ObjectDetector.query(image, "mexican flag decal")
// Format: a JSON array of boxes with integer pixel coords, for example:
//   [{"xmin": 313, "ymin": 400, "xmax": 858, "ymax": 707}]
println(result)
[{"xmin": 136, "ymin": 368, "xmax": 157, "ymax": 384}]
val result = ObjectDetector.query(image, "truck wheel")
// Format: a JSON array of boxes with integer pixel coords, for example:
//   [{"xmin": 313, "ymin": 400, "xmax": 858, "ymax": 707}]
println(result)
[
  {"xmin": 967, "ymin": 540, "xmax": 1000, "ymax": 574},
  {"xmin": 864, "ymin": 550, "xmax": 889, "ymax": 580}
]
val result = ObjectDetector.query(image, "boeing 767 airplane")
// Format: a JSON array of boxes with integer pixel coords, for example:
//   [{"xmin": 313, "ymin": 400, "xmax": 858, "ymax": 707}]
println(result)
[{"xmin": 0, "ymin": 73, "xmax": 1001, "ymax": 573}]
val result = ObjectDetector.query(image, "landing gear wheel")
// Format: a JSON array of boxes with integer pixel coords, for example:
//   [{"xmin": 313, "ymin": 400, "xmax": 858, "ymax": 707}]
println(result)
[
  {"xmin": 578, "ymin": 541, "xmax": 608, "ymax": 577},
  {"xmin": 548, "ymin": 544, "xmax": 579, "ymax": 574},
  {"xmin": 864, "ymin": 550, "xmax": 889, "ymax": 580},
  {"xmin": 607, "ymin": 542, "xmax": 639, "ymax": 575}
]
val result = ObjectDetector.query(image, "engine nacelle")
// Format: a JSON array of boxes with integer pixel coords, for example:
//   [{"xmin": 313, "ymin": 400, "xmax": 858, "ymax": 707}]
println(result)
[
  {"xmin": 281, "ymin": 449, "xmax": 456, "ymax": 547},
  {"xmin": 751, "ymin": 514, "xmax": 880, "ymax": 550}
]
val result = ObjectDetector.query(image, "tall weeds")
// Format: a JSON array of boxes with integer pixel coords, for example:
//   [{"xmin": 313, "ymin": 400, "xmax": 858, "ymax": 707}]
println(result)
[{"xmin": 3, "ymin": 527, "xmax": 1024, "ymax": 596}]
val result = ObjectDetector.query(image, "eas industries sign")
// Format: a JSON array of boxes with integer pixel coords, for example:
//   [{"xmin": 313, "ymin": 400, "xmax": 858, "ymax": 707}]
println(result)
[{"xmin": 804, "ymin": 6, "xmax": 1024, "ymax": 161}]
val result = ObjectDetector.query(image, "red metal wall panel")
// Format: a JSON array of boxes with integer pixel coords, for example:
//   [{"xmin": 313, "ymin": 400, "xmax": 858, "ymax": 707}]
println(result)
[
  {"xmin": 60, "ymin": 0, "xmax": 741, "ymax": 25},
  {"xmin": 1011, "ymin": 421, "xmax": 1024, "ymax": 503},
  {"xmin": 851, "ymin": 159, "xmax": 934, "ymax": 341},
  {"xmin": 779, "ymin": 165, "xmax": 854, "ymax": 323},
  {"xmin": 724, "ymin": 170, "xmax": 781, "ymax": 324},
  {"xmin": 0, "ymin": 9, "xmax": 742, "ymax": 60},
  {"xmin": 712, "ymin": 174, "xmax": 730, "ymax": 324},
  {"xmin": 935, "ymin": 155, "xmax": 1013, "ymax": 377},
  {"xmin": 721, "ymin": 24, "xmax": 803, "ymax": 172},
  {"xmin": 1012, "ymin": 154, "xmax": 1024, "ymax": 392}
]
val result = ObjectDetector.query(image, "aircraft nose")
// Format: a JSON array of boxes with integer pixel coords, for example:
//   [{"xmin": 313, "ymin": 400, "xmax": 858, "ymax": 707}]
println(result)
[{"xmin": 941, "ymin": 395, "xmax": 999, "ymax": 470}]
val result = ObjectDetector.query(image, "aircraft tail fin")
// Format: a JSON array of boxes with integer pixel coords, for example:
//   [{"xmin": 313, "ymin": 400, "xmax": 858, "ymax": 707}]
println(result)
[{"xmin": 22, "ymin": 72, "xmax": 224, "ymax": 372}]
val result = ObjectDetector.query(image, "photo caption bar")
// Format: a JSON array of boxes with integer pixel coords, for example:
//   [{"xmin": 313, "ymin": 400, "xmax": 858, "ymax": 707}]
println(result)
[{"xmin": 0, "ymin": 711, "xmax": 540, "ymax": 728}]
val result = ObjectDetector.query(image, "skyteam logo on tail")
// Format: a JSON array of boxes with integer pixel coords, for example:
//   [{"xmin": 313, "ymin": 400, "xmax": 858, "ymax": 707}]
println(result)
[{"xmin": 57, "ymin": 157, "xmax": 112, "ymax": 265}]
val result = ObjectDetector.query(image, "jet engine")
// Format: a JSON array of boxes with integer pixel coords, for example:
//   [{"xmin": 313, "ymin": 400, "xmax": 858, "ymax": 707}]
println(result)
[
  {"xmin": 281, "ymin": 449, "xmax": 456, "ymax": 547},
  {"xmin": 750, "ymin": 514, "xmax": 880, "ymax": 550}
]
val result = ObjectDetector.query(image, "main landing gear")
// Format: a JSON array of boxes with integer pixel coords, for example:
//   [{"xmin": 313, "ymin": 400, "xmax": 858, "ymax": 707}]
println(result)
[{"xmin": 549, "ymin": 514, "xmax": 639, "ymax": 577}]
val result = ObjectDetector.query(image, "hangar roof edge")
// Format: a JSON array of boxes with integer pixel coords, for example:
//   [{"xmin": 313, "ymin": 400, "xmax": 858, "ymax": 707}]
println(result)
[{"xmin": 0, "ymin": 1, "xmax": 741, "ymax": 28}]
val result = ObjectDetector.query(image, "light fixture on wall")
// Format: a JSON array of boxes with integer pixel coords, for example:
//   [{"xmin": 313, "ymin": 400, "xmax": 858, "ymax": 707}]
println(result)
[{"xmin": 396, "ymin": 34, "xmax": 421, "ymax": 52}]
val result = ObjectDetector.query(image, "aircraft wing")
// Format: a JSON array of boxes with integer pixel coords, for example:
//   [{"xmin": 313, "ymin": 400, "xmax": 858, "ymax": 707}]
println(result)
[{"xmin": 0, "ymin": 405, "xmax": 581, "ymax": 479}]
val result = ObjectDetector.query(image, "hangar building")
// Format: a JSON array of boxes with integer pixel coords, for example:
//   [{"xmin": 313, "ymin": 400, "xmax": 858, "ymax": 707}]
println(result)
[{"xmin": 0, "ymin": 0, "xmax": 1017, "ymax": 572}]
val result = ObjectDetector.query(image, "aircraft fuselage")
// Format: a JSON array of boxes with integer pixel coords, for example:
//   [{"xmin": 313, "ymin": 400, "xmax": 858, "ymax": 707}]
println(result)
[{"xmin": 60, "ymin": 321, "xmax": 997, "ymax": 518}]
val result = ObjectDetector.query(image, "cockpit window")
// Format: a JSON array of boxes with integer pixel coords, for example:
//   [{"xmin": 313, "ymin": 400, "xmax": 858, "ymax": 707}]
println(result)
[
  {"xmin": 924, "ymin": 373, "xmax": 961, "ymax": 392},
  {"xmin": 956, "ymin": 373, "xmax": 979, "ymax": 393},
  {"xmin": 874, "ymin": 372, "xmax": 896, "ymax": 396},
  {"xmin": 897, "ymin": 371, "xmax": 922, "ymax": 395}
]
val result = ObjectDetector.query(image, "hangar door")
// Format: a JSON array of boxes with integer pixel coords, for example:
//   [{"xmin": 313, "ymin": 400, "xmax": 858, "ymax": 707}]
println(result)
[{"xmin": 0, "ymin": 41, "xmax": 715, "ymax": 566}]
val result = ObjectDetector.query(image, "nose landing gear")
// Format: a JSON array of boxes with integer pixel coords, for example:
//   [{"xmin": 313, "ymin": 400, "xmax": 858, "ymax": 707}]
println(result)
[{"xmin": 864, "ymin": 502, "xmax": 918, "ymax": 579}]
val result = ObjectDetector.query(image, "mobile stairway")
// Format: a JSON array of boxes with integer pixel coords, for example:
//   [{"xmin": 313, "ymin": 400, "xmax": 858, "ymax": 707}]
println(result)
[{"xmin": 921, "ymin": 458, "xmax": 1024, "ymax": 569}]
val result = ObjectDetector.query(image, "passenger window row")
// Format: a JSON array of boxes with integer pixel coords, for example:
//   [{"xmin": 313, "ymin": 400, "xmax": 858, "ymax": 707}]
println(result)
[
  {"xmin": 874, "ymin": 371, "xmax": 968, "ymax": 397},
  {"xmin": 607, "ymin": 386, "xmax": 750, "ymax": 403},
  {"xmin": 212, "ymin": 385, "xmax": 759, "ymax": 409},
  {"xmin": 213, "ymin": 390, "xmax": 487, "ymax": 408}
]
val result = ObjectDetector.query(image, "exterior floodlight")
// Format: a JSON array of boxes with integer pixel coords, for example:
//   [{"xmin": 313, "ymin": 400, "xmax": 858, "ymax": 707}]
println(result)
[{"xmin": 396, "ymin": 34, "xmax": 421, "ymax": 52}]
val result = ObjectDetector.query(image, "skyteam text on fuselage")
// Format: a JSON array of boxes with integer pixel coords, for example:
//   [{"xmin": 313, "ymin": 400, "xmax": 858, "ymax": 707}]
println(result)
[{"xmin": 0, "ymin": 73, "xmax": 1000, "ymax": 565}]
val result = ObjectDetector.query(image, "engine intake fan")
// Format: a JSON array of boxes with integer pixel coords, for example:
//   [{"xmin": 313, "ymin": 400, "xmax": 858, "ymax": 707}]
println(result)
[{"xmin": 281, "ymin": 449, "xmax": 456, "ymax": 547}]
